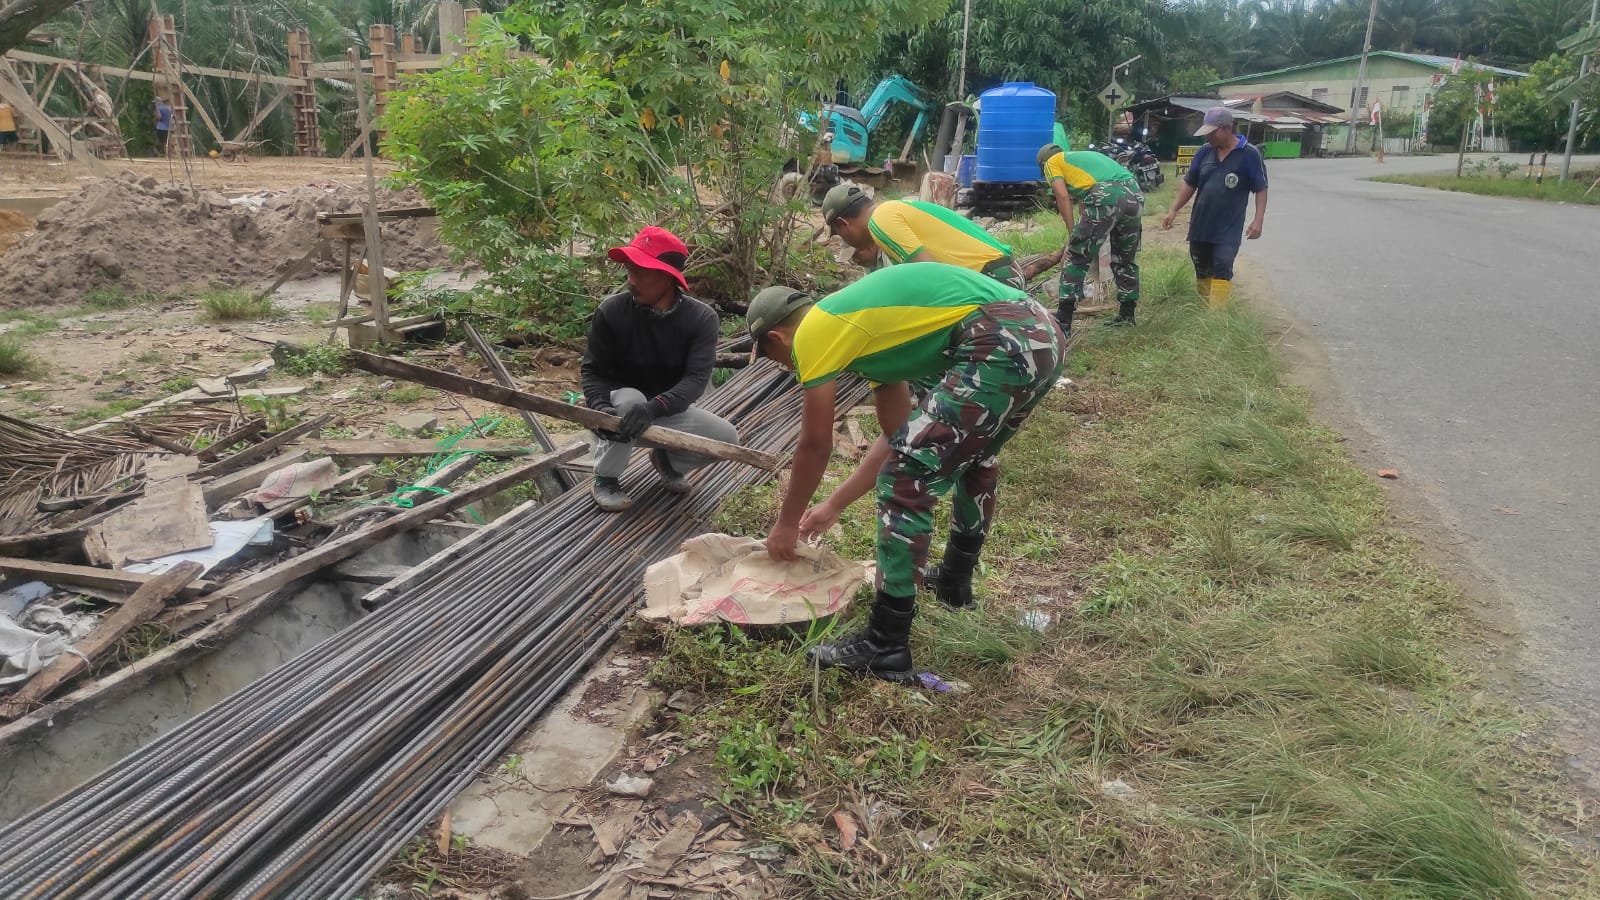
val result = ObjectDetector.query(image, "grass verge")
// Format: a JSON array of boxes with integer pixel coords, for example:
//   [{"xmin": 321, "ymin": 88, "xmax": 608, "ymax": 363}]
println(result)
[
  {"xmin": 649, "ymin": 220, "xmax": 1598, "ymax": 897},
  {"xmin": 1374, "ymin": 170, "xmax": 1600, "ymax": 205},
  {"xmin": 0, "ymin": 334, "xmax": 35, "ymax": 376}
]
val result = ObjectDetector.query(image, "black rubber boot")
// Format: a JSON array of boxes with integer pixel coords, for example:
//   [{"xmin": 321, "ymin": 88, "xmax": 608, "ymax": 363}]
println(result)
[
  {"xmin": 807, "ymin": 591, "xmax": 915, "ymax": 683},
  {"xmin": 1056, "ymin": 299, "xmax": 1077, "ymax": 336},
  {"xmin": 1104, "ymin": 300, "xmax": 1137, "ymax": 327},
  {"xmin": 590, "ymin": 476, "xmax": 633, "ymax": 512},
  {"xmin": 933, "ymin": 532, "xmax": 984, "ymax": 609},
  {"xmin": 650, "ymin": 449, "xmax": 691, "ymax": 494}
]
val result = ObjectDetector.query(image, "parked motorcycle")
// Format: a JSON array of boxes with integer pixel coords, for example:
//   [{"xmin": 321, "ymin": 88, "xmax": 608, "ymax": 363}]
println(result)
[{"xmin": 1092, "ymin": 138, "xmax": 1164, "ymax": 192}]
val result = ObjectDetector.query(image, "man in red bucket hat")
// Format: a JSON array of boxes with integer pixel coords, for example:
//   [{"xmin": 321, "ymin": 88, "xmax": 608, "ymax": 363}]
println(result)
[{"xmin": 580, "ymin": 226, "xmax": 740, "ymax": 512}]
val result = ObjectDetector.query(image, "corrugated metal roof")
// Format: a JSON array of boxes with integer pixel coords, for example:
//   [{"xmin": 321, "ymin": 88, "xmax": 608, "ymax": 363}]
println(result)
[{"xmin": 1209, "ymin": 50, "xmax": 1526, "ymax": 87}]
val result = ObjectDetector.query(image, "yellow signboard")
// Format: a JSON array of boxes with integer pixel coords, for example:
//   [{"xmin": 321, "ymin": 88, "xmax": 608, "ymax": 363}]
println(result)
[{"xmin": 1176, "ymin": 144, "xmax": 1200, "ymax": 175}]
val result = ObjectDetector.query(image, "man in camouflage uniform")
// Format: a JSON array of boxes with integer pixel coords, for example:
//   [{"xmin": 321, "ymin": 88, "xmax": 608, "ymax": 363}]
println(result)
[
  {"xmin": 1038, "ymin": 144, "xmax": 1144, "ymax": 332},
  {"xmin": 748, "ymin": 262, "xmax": 1065, "ymax": 682}
]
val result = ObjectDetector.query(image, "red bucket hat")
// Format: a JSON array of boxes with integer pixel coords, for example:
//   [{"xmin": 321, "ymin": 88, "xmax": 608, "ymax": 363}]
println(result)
[{"xmin": 607, "ymin": 226, "xmax": 689, "ymax": 290}]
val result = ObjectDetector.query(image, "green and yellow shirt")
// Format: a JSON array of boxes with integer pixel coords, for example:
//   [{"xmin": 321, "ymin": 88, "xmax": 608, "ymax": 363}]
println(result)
[
  {"xmin": 1042, "ymin": 150, "xmax": 1136, "ymax": 201},
  {"xmin": 867, "ymin": 199, "xmax": 1011, "ymax": 271},
  {"xmin": 792, "ymin": 263, "xmax": 1026, "ymax": 388}
]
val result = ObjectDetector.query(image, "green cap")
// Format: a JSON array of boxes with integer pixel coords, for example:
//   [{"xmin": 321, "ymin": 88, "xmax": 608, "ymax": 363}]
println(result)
[
  {"xmin": 821, "ymin": 183, "xmax": 870, "ymax": 230},
  {"xmin": 747, "ymin": 286, "xmax": 813, "ymax": 342},
  {"xmin": 1037, "ymin": 143, "xmax": 1062, "ymax": 168}
]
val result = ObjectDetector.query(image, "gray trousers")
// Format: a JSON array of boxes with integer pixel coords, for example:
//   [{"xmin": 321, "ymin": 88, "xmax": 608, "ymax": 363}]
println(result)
[{"xmin": 593, "ymin": 388, "xmax": 739, "ymax": 480}]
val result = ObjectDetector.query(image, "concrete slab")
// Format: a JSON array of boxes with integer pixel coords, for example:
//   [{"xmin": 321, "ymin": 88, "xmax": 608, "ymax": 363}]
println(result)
[{"xmin": 448, "ymin": 651, "xmax": 661, "ymax": 856}]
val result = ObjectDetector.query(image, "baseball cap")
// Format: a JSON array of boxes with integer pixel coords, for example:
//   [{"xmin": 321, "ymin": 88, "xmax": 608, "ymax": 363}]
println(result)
[
  {"xmin": 747, "ymin": 286, "xmax": 813, "ymax": 343},
  {"xmin": 1036, "ymin": 143, "xmax": 1063, "ymax": 168},
  {"xmin": 821, "ymin": 183, "xmax": 871, "ymax": 232},
  {"xmin": 607, "ymin": 226, "xmax": 689, "ymax": 289},
  {"xmin": 1195, "ymin": 106, "xmax": 1235, "ymax": 136}
]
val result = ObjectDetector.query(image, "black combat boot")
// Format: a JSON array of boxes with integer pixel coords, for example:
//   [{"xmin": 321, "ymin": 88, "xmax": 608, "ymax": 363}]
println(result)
[
  {"xmin": 807, "ymin": 591, "xmax": 915, "ymax": 682},
  {"xmin": 1056, "ymin": 299, "xmax": 1078, "ymax": 336},
  {"xmin": 933, "ymin": 532, "xmax": 984, "ymax": 609},
  {"xmin": 1104, "ymin": 300, "xmax": 1137, "ymax": 327}
]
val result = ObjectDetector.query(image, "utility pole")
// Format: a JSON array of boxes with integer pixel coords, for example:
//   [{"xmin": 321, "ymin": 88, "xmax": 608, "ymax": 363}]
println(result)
[
  {"xmin": 957, "ymin": 0, "xmax": 972, "ymax": 98},
  {"xmin": 1560, "ymin": 0, "xmax": 1598, "ymax": 181},
  {"xmin": 1345, "ymin": 0, "xmax": 1379, "ymax": 154}
]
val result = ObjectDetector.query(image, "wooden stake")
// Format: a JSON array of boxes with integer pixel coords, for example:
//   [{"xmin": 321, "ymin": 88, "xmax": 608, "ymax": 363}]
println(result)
[
  {"xmin": 346, "ymin": 350, "xmax": 781, "ymax": 470},
  {"xmin": 348, "ymin": 47, "xmax": 388, "ymax": 334},
  {"xmin": 0, "ymin": 562, "xmax": 203, "ymax": 720}
]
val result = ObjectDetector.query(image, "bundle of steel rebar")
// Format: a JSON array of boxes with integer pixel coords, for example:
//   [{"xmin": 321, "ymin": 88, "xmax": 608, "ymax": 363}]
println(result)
[{"xmin": 0, "ymin": 362, "xmax": 866, "ymax": 898}]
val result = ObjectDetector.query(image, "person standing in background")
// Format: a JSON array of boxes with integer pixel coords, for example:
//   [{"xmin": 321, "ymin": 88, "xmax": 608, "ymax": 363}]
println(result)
[{"xmin": 1161, "ymin": 106, "xmax": 1268, "ymax": 309}]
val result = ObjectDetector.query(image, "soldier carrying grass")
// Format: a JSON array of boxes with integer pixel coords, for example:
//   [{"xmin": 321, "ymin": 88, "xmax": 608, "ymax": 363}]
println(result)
[{"xmin": 747, "ymin": 262, "xmax": 1065, "ymax": 682}]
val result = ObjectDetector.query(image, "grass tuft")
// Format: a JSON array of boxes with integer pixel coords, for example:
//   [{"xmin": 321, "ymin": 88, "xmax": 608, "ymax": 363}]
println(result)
[
  {"xmin": 0, "ymin": 335, "xmax": 36, "ymax": 376},
  {"xmin": 1374, "ymin": 170, "xmax": 1600, "ymax": 206},
  {"xmin": 198, "ymin": 288, "xmax": 275, "ymax": 322}
]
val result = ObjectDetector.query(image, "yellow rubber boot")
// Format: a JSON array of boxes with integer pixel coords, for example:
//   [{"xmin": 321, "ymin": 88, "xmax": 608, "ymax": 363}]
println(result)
[
  {"xmin": 1196, "ymin": 277, "xmax": 1212, "ymax": 300},
  {"xmin": 1208, "ymin": 278, "xmax": 1233, "ymax": 310}
]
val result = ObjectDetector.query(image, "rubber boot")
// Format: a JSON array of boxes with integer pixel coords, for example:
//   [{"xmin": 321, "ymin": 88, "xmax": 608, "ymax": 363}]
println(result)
[
  {"xmin": 1208, "ymin": 278, "xmax": 1233, "ymax": 311},
  {"xmin": 1196, "ymin": 277, "xmax": 1213, "ymax": 300},
  {"xmin": 932, "ymin": 532, "xmax": 984, "ymax": 609},
  {"xmin": 1056, "ymin": 299, "xmax": 1077, "ymax": 336},
  {"xmin": 807, "ymin": 591, "xmax": 915, "ymax": 682},
  {"xmin": 1104, "ymin": 300, "xmax": 1137, "ymax": 327},
  {"xmin": 591, "ymin": 476, "xmax": 633, "ymax": 512}
]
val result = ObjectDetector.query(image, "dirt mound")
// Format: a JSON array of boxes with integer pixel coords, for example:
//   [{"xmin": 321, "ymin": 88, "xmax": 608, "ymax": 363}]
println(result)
[
  {"xmin": 0, "ymin": 173, "xmax": 450, "ymax": 310},
  {"xmin": 0, "ymin": 209, "xmax": 30, "ymax": 256}
]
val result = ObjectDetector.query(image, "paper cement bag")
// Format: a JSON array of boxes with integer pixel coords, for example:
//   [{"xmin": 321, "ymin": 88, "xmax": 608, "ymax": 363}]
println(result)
[{"xmin": 642, "ymin": 533, "xmax": 869, "ymax": 628}]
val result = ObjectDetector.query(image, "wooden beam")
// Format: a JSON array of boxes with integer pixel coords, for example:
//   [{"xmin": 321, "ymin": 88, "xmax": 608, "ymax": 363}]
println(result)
[
  {"xmin": 304, "ymin": 438, "xmax": 534, "ymax": 461},
  {"xmin": 3, "ymin": 49, "xmax": 302, "ymax": 86},
  {"xmin": 348, "ymin": 46, "xmax": 388, "ymax": 329},
  {"xmin": 201, "ymin": 448, "xmax": 310, "ymax": 508},
  {"xmin": 176, "ymin": 76, "xmax": 227, "ymax": 150},
  {"xmin": 346, "ymin": 351, "xmax": 780, "ymax": 470},
  {"xmin": 462, "ymin": 320, "xmax": 570, "ymax": 495},
  {"xmin": 162, "ymin": 443, "xmax": 584, "ymax": 632},
  {"xmin": 0, "ymin": 557, "xmax": 212, "ymax": 597},
  {"xmin": 0, "ymin": 57, "xmax": 100, "ymax": 169},
  {"xmin": 0, "ymin": 562, "xmax": 202, "ymax": 720},
  {"xmin": 231, "ymin": 83, "xmax": 289, "ymax": 142},
  {"xmin": 197, "ymin": 413, "xmax": 334, "ymax": 478}
]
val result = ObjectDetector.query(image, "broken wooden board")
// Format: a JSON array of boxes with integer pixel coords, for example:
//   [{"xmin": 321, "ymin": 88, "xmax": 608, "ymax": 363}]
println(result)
[
  {"xmin": 303, "ymin": 439, "xmax": 534, "ymax": 461},
  {"xmin": 83, "ymin": 455, "xmax": 211, "ymax": 567},
  {"xmin": 0, "ymin": 562, "xmax": 203, "ymax": 720},
  {"xmin": 0, "ymin": 558, "xmax": 213, "ymax": 599},
  {"xmin": 347, "ymin": 351, "xmax": 781, "ymax": 471},
  {"xmin": 201, "ymin": 449, "xmax": 311, "ymax": 509}
]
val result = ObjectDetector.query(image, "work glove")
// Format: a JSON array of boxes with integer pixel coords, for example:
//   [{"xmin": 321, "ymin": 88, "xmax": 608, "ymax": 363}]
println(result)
[
  {"xmin": 590, "ymin": 403, "xmax": 625, "ymax": 443},
  {"xmin": 615, "ymin": 397, "xmax": 656, "ymax": 441}
]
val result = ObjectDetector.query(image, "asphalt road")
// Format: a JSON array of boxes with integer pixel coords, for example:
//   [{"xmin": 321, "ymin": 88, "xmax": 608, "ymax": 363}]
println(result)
[{"xmin": 1248, "ymin": 154, "xmax": 1600, "ymax": 786}]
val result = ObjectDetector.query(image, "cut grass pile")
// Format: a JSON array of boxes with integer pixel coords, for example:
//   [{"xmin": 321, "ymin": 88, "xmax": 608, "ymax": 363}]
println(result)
[
  {"xmin": 650, "ymin": 216, "xmax": 1597, "ymax": 897},
  {"xmin": 1374, "ymin": 170, "xmax": 1600, "ymax": 205},
  {"xmin": 198, "ymin": 288, "xmax": 275, "ymax": 322}
]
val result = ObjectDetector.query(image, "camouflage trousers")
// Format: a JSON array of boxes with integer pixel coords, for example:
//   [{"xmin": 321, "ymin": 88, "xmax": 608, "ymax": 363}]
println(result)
[
  {"xmin": 1059, "ymin": 180, "xmax": 1144, "ymax": 307},
  {"xmin": 875, "ymin": 300, "xmax": 1067, "ymax": 598}
]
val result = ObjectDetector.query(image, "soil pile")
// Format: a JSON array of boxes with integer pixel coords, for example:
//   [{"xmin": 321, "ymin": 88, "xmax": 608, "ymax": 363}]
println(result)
[
  {"xmin": 0, "ymin": 209, "xmax": 30, "ymax": 256},
  {"xmin": 0, "ymin": 172, "xmax": 451, "ymax": 310}
]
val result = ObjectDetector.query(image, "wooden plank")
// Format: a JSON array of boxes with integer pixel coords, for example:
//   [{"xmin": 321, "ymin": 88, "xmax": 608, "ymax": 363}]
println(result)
[
  {"xmin": 163, "ymin": 443, "xmax": 584, "ymax": 632},
  {"xmin": 84, "ymin": 456, "xmax": 211, "ymax": 567},
  {"xmin": 201, "ymin": 448, "xmax": 309, "ymax": 508},
  {"xmin": 0, "ymin": 562, "xmax": 203, "ymax": 720},
  {"xmin": 462, "ymin": 320, "xmax": 570, "ymax": 495},
  {"xmin": 0, "ymin": 58, "xmax": 101, "ymax": 169},
  {"xmin": 0, "ymin": 558, "xmax": 212, "ymax": 598},
  {"xmin": 193, "ymin": 418, "xmax": 266, "ymax": 462},
  {"xmin": 3, "ymin": 49, "xmax": 302, "ymax": 86},
  {"xmin": 348, "ymin": 47, "xmax": 388, "ymax": 328},
  {"xmin": 231, "ymin": 84, "xmax": 290, "ymax": 142},
  {"xmin": 198, "ymin": 413, "xmax": 334, "ymax": 478},
  {"xmin": 303, "ymin": 439, "xmax": 532, "ymax": 461},
  {"xmin": 177, "ymin": 77, "xmax": 227, "ymax": 151},
  {"xmin": 347, "ymin": 351, "xmax": 779, "ymax": 471}
]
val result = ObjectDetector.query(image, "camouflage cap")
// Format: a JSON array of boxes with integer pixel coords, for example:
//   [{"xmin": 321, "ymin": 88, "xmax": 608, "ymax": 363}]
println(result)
[
  {"xmin": 1037, "ymin": 143, "xmax": 1063, "ymax": 168},
  {"xmin": 747, "ymin": 286, "xmax": 814, "ymax": 342}
]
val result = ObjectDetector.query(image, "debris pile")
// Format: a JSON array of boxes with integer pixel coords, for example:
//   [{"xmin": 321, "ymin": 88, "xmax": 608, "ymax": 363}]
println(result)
[{"xmin": 0, "ymin": 173, "xmax": 451, "ymax": 310}]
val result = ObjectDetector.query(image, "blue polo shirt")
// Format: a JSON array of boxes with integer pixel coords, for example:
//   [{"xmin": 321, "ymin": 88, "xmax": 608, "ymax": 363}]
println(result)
[{"xmin": 1184, "ymin": 136, "xmax": 1267, "ymax": 244}]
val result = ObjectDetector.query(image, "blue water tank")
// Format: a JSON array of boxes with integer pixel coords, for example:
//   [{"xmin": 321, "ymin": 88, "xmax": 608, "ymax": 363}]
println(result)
[{"xmin": 976, "ymin": 82, "xmax": 1056, "ymax": 183}]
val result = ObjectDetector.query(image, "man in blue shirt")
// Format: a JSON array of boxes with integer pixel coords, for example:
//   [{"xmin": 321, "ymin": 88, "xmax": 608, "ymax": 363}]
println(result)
[
  {"xmin": 1161, "ymin": 107, "xmax": 1268, "ymax": 309},
  {"xmin": 154, "ymin": 97, "xmax": 172, "ymax": 157}
]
